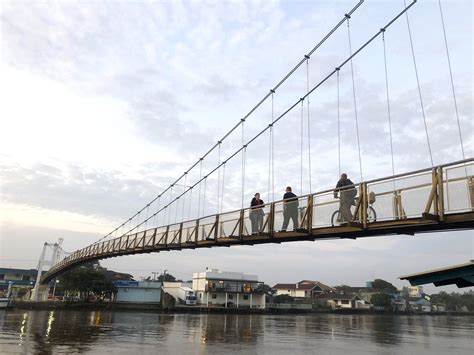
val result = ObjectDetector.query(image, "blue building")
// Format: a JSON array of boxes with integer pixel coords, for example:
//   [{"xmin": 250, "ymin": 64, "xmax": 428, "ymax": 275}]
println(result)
[
  {"xmin": 0, "ymin": 268, "xmax": 37, "ymax": 290},
  {"xmin": 113, "ymin": 280, "xmax": 162, "ymax": 304}
]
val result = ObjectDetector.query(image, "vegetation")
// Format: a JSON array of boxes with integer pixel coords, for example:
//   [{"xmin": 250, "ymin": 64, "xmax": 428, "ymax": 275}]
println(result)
[
  {"xmin": 370, "ymin": 293, "xmax": 392, "ymax": 308},
  {"xmin": 430, "ymin": 291, "xmax": 474, "ymax": 312},
  {"xmin": 58, "ymin": 262, "xmax": 117, "ymax": 302},
  {"xmin": 257, "ymin": 283, "xmax": 275, "ymax": 295},
  {"xmin": 273, "ymin": 294, "xmax": 294, "ymax": 303},
  {"xmin": 371, "ymin": 279, "xmax": 397, "ymax": 293}
]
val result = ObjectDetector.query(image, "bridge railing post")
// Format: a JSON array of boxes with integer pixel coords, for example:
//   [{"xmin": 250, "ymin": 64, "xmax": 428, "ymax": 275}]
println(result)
[
  {"xmin": 269, "ymin": 202, "xmax": 275, "ymax": 237},
  {"xmin": 438, "ymin": 166, "xmax": 445, "ymax": 222},
  {"xmin": 194, "ymin": 219, "xmax": 199, "ymax": 245},
  {"xmin": 238, "ymin": 209, "xmax": 245, "ymax": 241},
  {"xmin": 307, "ymin": 195, "xmax": 313, "ymax": 232},
  {"xmin": 361, "ymin": 183, "xmax": 368, "ymax": 228},
  {"xmin": 178, "ymin": 223, "xmax": 184, "ymax": 246},
  {"xmin": 423, "ymin": 168, "xmax": 440, "ymax": 221}
]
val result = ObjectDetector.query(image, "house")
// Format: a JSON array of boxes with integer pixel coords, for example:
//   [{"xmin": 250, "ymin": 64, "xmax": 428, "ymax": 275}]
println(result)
[
  {"xmin": 192, "ymin": 269, "xmax": 265, "ymax": 308},
  {"xmin": 408, "ymin": 297, "xmax": 431, "ymax": 312},
  {"xmin": 113, "ymin": 280, "xmax": 162, "ymax": 304},
  {"xmin": 0, "ymin": 268, "xmax": 38, "ymax": 299},
  {"xmin": 432, "ymin": 303, "xmax": 446, "ymax": 312},
  {"xmin": 273, "ymin": 280, "xmax": 335, "ymax": 299},
  {"xmin": 316, "ymin": 294, "xmax": 370, "ymax": 309}
]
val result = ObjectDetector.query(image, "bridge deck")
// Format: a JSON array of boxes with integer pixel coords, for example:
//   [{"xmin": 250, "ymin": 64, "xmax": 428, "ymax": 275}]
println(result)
[{"xmin": 42, "ymin": 159, "xmax": 474, "ymax": 283}]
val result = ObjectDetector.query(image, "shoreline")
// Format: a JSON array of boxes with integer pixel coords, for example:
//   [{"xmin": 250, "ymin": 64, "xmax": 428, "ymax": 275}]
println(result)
[{"xmin": 8, "ymin": 301, "xmax": 474, "ymax": 316}]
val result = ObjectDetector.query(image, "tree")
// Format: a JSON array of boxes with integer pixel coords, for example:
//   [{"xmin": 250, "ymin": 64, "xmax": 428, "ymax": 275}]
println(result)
[
  {"xmin": 257, "ymin": 283, "xmax": 275, "ymax": 295},
  {"xmin": 370, "ymin": 293, "xmax": 392, "ymax": 308},
  {"xmin": 157, "ymin": 273, "xmax": 177, "ymax": 282},
  {"xmin": 371, "ymin": 279, "xmax": 397, "ymax": 293},
  {"xmin": 58, "ymin": 262, "xmax": 117, "ymax": 302},
  {"xmin": 273, "ymin": 294, "xmax": 294, "ymax": 304},
  {"xmin": 335, "ymin": 285, "xmax": 353, "ymax": 294}
]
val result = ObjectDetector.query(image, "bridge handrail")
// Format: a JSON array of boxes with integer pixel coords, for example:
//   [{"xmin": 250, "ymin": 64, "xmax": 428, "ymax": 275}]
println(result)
[{"xmin": 45, "ymin": 158, "xmax": 473, "ymax": 280}]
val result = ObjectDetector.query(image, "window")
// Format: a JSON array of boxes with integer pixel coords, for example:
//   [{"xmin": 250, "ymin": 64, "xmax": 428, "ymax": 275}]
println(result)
[
  {"xmin": 199, "ymin": 293, "xmax": 202, "ymax": 299},
  {"xmin": 243, "ymin": 295, "xmax": 249, "ymax": 300},
  {"xmin": 341, "ymin": 300, "xmax": 349, "ymax": 304},
  {"xmin": 212, "ymin": 294, "xmax": 217, "ymax": 299},
  {"xmin": 22, "ymin": 275, "xmax": 30, "ymax": 281},
  {"xmin": 0, "ymin": 274, "xmax": 4, "ymax": 280},
  {"xmin": 228, "ymin": 294, "xmax": 233, "ymax": 300}
]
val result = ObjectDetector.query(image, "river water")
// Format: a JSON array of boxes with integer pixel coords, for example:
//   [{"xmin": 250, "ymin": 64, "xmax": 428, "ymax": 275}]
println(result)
[{"xmin": 0, "ymin": 309, "xmax": 472, "ymax": 354}]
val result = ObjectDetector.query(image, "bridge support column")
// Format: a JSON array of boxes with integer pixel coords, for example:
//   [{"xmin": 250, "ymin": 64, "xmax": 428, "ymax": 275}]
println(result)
[{"xmin": 423, "ymin": 167, "xmax": 445, "ymax": 221}]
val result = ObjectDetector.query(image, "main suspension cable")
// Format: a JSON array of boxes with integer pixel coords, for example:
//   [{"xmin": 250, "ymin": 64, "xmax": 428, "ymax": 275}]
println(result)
[
  {"xmin": 92, "ymin": 1, "xmax": 365, "ymax": 246},
  {"xmin": 104, "ymin": 0, "xmax": 417, "ymax": 240}
]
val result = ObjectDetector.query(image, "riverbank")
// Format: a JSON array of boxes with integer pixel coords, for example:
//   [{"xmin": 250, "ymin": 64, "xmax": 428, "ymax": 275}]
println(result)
[{"xmin": 10, "ymin": 301, "xmax": 473, "ymax": 316}]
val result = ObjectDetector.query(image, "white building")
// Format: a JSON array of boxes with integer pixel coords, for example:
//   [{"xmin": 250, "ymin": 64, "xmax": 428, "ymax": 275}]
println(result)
[
  {"xmin": 406, "ymin": 286, "xmax": 424, "ymax": 298},
  {"xmin": 113, "ymin": 280, "xmax": 162, "ymax": 304},
  {"xmin": 192, "ymin": 269, "xmax": 265, "ymax": 309},
  {"xmin": 317, "ymin": 294, "xmax": 370, "ymax": 309},
  {"xmin": 273, "ymin": 280, "xmax": 335, "ymax": 298}
]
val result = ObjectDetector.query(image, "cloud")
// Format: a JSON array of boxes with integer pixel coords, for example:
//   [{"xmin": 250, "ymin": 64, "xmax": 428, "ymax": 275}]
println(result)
[{"xmin": 0, "ymin": 0, "xmax": 472, "ymax": 292}]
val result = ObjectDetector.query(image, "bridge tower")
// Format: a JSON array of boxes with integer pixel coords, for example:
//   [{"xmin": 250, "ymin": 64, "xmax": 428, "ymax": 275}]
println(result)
[{"xmin": 30, "ymin": 238, "xmax": 63, "ymax": 301}]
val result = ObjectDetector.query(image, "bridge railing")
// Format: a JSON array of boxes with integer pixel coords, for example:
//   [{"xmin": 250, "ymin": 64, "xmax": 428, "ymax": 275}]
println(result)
[{"xmin": 45, "ymin": 159, "xmax": 473, "ymax": 281}]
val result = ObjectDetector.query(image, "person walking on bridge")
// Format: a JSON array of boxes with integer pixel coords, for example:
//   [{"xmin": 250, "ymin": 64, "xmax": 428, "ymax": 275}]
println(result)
[
  {"xmin": 249, "ymin": 193, "xmax": 265, "ymax": 235},
  {"xmin": 334, "ymin": 173, "xmax": 357, "ymax": 223},
  {"xmin": 281, "ymin": 186, "xmax": 299, "ymax": 231}
]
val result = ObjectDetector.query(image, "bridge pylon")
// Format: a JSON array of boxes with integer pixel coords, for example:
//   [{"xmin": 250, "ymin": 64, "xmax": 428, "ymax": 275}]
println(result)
[{"xmin": 30, "ymin": 238, "xmax": 63, "ymax": 302}]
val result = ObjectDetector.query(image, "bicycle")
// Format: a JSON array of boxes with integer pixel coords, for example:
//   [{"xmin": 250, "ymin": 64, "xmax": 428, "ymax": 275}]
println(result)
[{"xmin": 331, "ymin": 192, "xmax": 377, "ymax": 226}]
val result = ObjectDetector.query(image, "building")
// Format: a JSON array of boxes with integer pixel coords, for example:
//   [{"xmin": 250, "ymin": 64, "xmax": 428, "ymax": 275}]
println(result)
[
  {"xmin": 406, "ymin": 286, "xmax": 424, "ymax": 298},
  {"xmin": 408, "ymin": 297, "xmax": 431, "ymax": 312},
  {"xmin": 113, "ymin": 280, "xmax": 162, "ymax": 304},
  {"xmin": 162, "ymin": 282, "xmax": 196, "ymax": 305},
  {"xmin": 273, "ymin": 280, "xmax": 335, "ymax": 299},
  {"xmin": 0, "ymin": 268, "xmax": 37, "ymax": 299},
  {"xmin": 192, "ymin": 269, "xmax": 265, "ymax": 308},
  {"xmin": 316, "ymin": 294, "xmax": 370, "ymax": 309}
]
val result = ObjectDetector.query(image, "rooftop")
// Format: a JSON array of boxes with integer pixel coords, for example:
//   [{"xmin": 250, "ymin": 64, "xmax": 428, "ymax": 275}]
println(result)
[{"xmin": 399, "ymin": 260, "xmax": 474, "ymax": 288}]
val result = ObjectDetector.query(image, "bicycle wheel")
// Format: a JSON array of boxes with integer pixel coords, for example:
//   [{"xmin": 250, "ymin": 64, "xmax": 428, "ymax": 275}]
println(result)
[
  {"xmin": 331, "ymin": 210, "xmax": 340, "ymax": 226},
  {"xmin": 367, "ymin": 206, "xmax": 377, "ymax": 223}
]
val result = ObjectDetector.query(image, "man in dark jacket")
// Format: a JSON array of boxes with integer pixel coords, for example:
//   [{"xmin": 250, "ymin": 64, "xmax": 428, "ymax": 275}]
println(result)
[
  {"xmin": 334, "ymin": 173, "xmax": 357, "ymax": 222},
  {"xmin": 281, "ymin": 186, "xmax": 299, "ymax": 231}
]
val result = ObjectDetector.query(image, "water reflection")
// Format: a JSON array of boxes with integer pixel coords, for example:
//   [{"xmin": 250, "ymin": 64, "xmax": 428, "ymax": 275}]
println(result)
[
  {"xmin": 199, "ymin": 314, "xmax": 263, "ymax": 344},
  {"xmin": 0, "ymin": 310, "xmax": 472, "ymax": 354}
]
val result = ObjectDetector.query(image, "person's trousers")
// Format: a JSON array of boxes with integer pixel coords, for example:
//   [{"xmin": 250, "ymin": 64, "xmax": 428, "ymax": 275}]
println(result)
[
  {"xmin": 250, "ymin": 211, "xmax": 264, "ymax": 233},
  {"xmin": 282, "ymin": 209, "xmax": 298, "ymax": 231}
]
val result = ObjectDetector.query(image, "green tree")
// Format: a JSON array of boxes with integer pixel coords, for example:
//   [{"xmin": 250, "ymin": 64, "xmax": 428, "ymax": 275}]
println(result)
[
  {"xmin": 273, "ymin": 294, "xmax": 294, "ymax": 304},
  {"xmin": 155, "ymin": 273, "xmax": 178, "ymax": 282},
  {"xmin": 370, "ymin": 293, "xmax": 392, "ymax": 308},
  {"xmin": 257, "ymin": 283, "xmax": 275, "ymax": 295},
  {"xmin": 58, "ymin": 262, "xmax": 117, "ymax": 302},
  {"xmin": 335, "ymin": 285, "xmax": 353, "ymax": 293},
  {"xmin": 371, "ymin": 279, "xmax": 397, "ymax": 293}
]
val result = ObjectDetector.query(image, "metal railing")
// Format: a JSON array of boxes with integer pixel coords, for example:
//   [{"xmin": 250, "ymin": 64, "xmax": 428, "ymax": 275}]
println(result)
[{"xmin": 43, "ymin": 159, "xmax": 474, "ymax": 283}]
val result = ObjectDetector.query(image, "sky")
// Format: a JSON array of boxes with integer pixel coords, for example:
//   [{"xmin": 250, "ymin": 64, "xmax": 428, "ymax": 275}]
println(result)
[{"xmin": 0, "ymin": 0, "xmax": 473, "ymax": 294}]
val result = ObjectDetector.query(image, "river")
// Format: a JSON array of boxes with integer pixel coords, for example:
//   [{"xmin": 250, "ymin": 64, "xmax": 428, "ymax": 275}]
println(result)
[{"xmin": 0, "ymin": 310, "xmax": 472, "ymax": 354}]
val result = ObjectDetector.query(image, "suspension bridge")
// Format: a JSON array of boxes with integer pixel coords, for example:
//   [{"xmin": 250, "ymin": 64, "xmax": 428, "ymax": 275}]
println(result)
[{"xmin": 41, "ymin": 0, "xmax": 473, "ymax": 284}]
